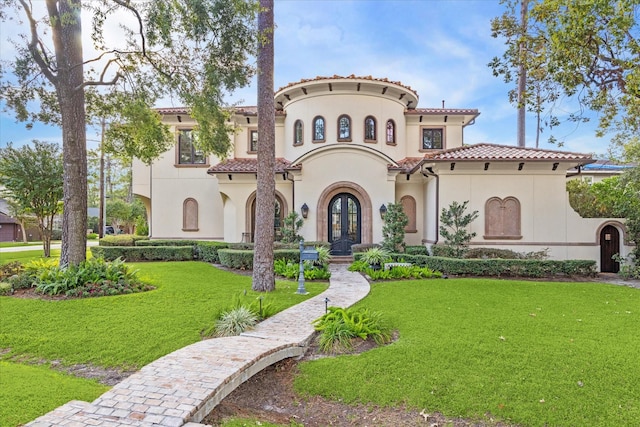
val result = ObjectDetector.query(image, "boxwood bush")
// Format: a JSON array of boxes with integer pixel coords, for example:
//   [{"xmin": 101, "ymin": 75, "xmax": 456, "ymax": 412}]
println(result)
[
  {"xmin": 422, "ymin": 256, "xmax": 597, "ymax": 278},
  {"xmin": 99, "ymin": 235, "xmax": 148, "ymax": 247},
  {"xmin": 90, "ymin": 246, "xmax": 194, "ymax": 262}
]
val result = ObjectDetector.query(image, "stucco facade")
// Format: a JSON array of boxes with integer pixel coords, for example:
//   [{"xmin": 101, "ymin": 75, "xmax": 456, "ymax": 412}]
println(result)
[{"xmin": 132, "ymin": 76, "xmax": 633, "ymax": 272}]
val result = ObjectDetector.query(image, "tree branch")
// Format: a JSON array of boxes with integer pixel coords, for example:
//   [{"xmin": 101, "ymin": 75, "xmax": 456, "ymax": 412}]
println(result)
[{"xmin": 18, "ymin": 0, "xmax": 57, "ymax": 84}]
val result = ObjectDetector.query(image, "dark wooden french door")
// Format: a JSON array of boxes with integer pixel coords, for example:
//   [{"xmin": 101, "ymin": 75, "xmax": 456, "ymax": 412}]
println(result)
[
  {"xmin": 328, "ymin": 193, "xmax": 361, "ymax": 255},
  {"xmin": 600, "ymin": 225, "xmax": 620, "ymax": 273}
]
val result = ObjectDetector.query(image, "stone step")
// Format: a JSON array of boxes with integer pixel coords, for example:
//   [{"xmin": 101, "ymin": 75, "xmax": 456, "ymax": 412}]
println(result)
[{"xmin": 330, "ymin": 255, "xmax": 354, "ymax": 264}]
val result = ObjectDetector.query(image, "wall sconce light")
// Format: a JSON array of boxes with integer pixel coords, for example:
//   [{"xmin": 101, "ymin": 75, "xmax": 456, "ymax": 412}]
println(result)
[
  {"xmin": 380, "ymin": 204, "xmax": 387, "ymax": 219},
  {"xmin": 301, "ymin": 203, "xmax": 309, "ymax": 219}
]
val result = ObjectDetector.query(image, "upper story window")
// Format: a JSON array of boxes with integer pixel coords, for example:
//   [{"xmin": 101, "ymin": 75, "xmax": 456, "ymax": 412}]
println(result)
[
  {"xmin": 386, "ymin": 120, "xmax": 396, "ymax": 145},
  {"xmin": 248, "ymin": 129, "xmax": 258, "ymax": 153},
  {"xmin": 294, "ymin": 120, "xmax": 304, "ymax": 146},
  {"xmin": 338, "ymin": 114, "xmax": 351, "ymax": 141},
  {"xmin": 421, "ymin": 127, "xmax": 443, "ymax": 150},
  {"xmin": 364, "ymin": 116, "xmax": 376, "ymax": 142},
  {"xmin": 313, "ymin": 116, "xmax": 325, "ymax": 142},
  {"xmin": 178, "ymin": 129, "xmax": 206, "ymax": 164}
]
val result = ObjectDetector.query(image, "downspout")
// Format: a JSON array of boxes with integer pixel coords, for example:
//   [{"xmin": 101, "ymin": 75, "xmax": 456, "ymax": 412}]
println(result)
[
  {"xmin": 285, "ymin": 171, "xmax": 295, "ymax": 216},
  {"xmin": 421, "ymin": 165, "xmax": 439, "ymax": 244}
]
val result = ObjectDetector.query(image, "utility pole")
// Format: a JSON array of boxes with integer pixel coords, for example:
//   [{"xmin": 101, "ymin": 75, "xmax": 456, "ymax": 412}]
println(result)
[
  {"xmin": 99, "ymin": 118, "xmax": 106, "ymax": 238},
  {"xmin": 517, "ymin": 0, "xmax": 528, "ymax": 147}
]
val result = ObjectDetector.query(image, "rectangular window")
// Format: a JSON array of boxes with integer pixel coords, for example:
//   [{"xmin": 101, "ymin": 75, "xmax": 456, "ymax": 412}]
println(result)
[
  {"xmin": 249, "ymin": 129, "xmax": 258, "ymax": 153},
  {"xmin": 178, "ymin": 129, "xmax": 205, "ymax": 164},
  {"xmin": 421, "ymin": 128, "xmax": 444, "ymax": 150}
]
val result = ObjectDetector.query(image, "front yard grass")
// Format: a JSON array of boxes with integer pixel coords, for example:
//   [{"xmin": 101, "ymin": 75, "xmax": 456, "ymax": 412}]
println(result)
[
  {"xmin": 0, "ymin": 362, "xmax": 109, "ymax": 427},
  {"xmin": 295, "ymin": 278, "xmax": 640, "ymax": 427},
  {"xmin": 0, "ymin": 261, "xmax": 326, "ymax": 425}
]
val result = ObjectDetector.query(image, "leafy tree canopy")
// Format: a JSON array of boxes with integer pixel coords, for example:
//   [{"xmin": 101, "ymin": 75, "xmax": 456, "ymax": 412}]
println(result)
[
  {"xmin": 490, "ymin": 0, "xmax": 640, "ymax": 147},
  {"xmin": 0, "ymin": 141, "xmax": 63, "ymax": 256},
  {"xmin": 1, "ymin": 0, "xmax": 259, "ymax": 160}
]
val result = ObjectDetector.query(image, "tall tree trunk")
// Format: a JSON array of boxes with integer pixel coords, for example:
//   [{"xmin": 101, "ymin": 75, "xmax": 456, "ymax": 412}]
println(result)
[
  {"xmin": 252, "ymin": 0, "xmax": 275, "ymax": 292},
  {"xmin": 517, "ymin": 0, "xmax": 528, "ymax": 148},
  {"xmin": 55, "ymin": 0, "xmax": 88, "ymax": 266}
]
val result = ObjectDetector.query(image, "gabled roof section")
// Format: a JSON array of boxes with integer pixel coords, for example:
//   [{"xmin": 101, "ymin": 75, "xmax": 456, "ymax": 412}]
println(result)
[
  {"xmin": 424, "ymin": 143, "xmax": 594, "ymax": 162},
  {"xmin": 207, "ymin": 158, "xmax": 299, "ymax": 175}
]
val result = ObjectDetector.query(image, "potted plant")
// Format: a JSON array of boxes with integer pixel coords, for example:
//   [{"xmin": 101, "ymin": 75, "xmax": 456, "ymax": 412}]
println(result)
[{"xmin": 360, "ymin": 247, "xmax": 390, "ymax": 270}]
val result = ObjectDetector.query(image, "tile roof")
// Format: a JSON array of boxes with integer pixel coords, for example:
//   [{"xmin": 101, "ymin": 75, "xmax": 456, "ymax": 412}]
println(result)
[
  {"xmin": 276, "ymin": 74, "xmax": 415, "ymax": 94},
  {"xmin": 207, "ymin": 158, "xmax": 299, "ymax": 174},
  {"xmin": 390, "ymin": 157, "xmax": 424, "ymax": 173},
  {"xmin": 406, "ymin": 108, "xmax": 479, "ymax": 115},
  {"xmin": 424, "ymin": 143, "xmax": 593, "ymax": 162},
  {"xmin": 155, "ymin": 106, "xmax": 285, "ymax": 117}
]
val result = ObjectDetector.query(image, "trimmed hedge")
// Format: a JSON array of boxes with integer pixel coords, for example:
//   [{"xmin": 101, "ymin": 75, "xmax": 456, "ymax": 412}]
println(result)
[
  {"xmin": 421, "ymin": 256, "xmax": 597, "ymax": 278},
  {"xmin": 405, "ymin": 245, "xmax": 429, "ymax": 255},
  {"xmin": 99, "ymin": 235, "xmax": 148, "ymax": 247},
  {"xmin": 217, "ymin": 248, "xmax": 303, "ymax": 270},
  {"xmin": 90, "ymin": 246, "xmax": 194, "ymax": 262},
  {"xmin": 194, "ymin": 241, "xmax": 229, "ymax": 263},
  {"xmin": 134, "ymin": 239, "xmax": 199, "ymax": 247}
]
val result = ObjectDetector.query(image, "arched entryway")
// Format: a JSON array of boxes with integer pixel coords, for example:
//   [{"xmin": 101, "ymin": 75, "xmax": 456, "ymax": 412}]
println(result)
[
  {"xmin": 246, "ymin": 191, "xmax": 288, "ymax": 243},
  {"xmin": 328, "ymin": 193, "xmax": 361, "ymax": 255},
  {"xmin": 600, "ymin": 224, "xmax": 620, "ymax": 273}
]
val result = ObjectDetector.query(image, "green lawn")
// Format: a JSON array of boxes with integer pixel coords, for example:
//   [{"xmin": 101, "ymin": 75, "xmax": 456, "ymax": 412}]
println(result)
[
  {"xmin": 0, "ymin": 362, "xmax": 109, "ymax": 427},
  {"xmin": 295, "ymin": 278, "xmax": 640, "ymax": 426},
  {"xmin": 0, "ymin": 248, "xmax": 61, "ymax": 263},
  {"xmin": 0, "ymin": 261, "xmax": 326, "ymax": 425}
]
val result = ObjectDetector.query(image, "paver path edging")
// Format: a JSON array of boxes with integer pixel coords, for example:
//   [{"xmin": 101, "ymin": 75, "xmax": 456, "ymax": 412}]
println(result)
[{"xmin": 26, "ymin": 264, "xmax": 369, "ymax": 427}]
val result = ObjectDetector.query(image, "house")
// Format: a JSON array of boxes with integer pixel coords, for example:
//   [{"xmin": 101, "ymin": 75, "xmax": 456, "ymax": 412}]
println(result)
[{"xmin": 132, "ymin": 75, "xmax": 633, "ymax": 272}]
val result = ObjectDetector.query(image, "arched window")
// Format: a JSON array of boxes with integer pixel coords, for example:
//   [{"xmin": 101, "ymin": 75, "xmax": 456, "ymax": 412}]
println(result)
[
  {"xmin": 313, "ymin": 116, "xmax": 325, "ymax": 142},
  {"xmin": 250, "ymin": 195, "xmax": 285, "ymax": 241},
  {"xmin": 294, "ymin": 120, "xmax": 304, "ymax": 146},
  {"xmin": 183, "ymin": 198, "xmax": 198, "ymax": 231},
  {"xmin": 400, "ymin": 195, "xmax": 417, "ymax": 233},
  {"xmin": 484, "ymin": 197, "xmax": 521, "ymax": 239},
  {"xmin": 364, "ymin": 116, "xmax": 377, "ymax": 142},
  {"xmin": 386, "ymin": 120, "xmax": 396, "ymax": 145},
  {"xmin": 337, "ymin": 114, "xmax": 351, "ymax": 141}
]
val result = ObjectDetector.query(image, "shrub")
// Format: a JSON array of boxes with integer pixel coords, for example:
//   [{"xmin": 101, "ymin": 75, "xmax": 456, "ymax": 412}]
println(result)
[
  {"xmin": 405, "ymin": 245, "xmax": 429, "ymax": 255},
  {"xmin": 313, "ymin": 306, "xmax": 392, "ymax": 353},
  {"xmin": 381, "ymin": 202, "xmax": 408, "ymax": 253},
  {"xmin": 195, "ymin": 241, "xmax": 229, "ymax": 263},
  {"xmin": 0, "ymin": 261, "xmax": 24, "ymax": 281},
  {"xmin": 10, "ymin": 257, "xmax": 151, "ymax": 297},
  {"xmin": 351, "ymin": 243, "xmax": 380, "ymax": 253},
  {"xmin": 218, "ymin": 249, "xmax": 254, "ymax": 269},
  {"xmin": 0, "ymin": 282, "xmax": 12, "ymax": 295},
  {"xmin": 87, "ymin": 233, "xmax": 98, "ymax": 240},
  {"xmin": 90, "ymin": 246, "xmax": 194, "ymax": 262},
  {"xmin": 439, "ymin": 200, "xmax": 479, "ymax": 258},
  {"xmin": 465, "ymin": 247, "xmax": 523, "ymax": 259},
  {"xmin": 280, "ymin": 211, "xmax": 304, "ymax": 243},
  {"xmin": 99, "ymin": 234, "xmax": 146, "ymax": 247}
]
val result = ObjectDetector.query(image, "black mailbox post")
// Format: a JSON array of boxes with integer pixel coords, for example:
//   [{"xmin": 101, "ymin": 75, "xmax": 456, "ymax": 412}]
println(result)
[{"xmin": 297, "ymin": 240, "xmax": 318, "ymax": 294}]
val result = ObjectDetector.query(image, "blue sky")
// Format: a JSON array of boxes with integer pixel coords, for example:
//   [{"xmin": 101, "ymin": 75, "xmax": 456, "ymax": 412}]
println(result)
[{"xmin": 0, "ymin": 0, "xmax": 609, "ymax": 156}]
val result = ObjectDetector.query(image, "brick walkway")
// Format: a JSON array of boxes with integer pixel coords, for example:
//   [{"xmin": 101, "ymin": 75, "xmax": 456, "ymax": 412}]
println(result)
[{"xmin": 26, "ymin": 264, "xmax": 370, "ymax": 427}]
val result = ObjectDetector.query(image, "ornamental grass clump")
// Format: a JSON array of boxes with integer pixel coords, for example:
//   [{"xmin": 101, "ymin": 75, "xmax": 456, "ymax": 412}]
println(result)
[
  {"xmin": 213, "ymin": 306, "xmax": 258, "ymax": 337},
  {"xmin": 313, "ymin": 306, "xmax": 392, "ymax": 353}
]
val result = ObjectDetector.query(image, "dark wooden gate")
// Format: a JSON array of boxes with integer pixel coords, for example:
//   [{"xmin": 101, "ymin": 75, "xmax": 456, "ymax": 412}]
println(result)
[{"xmin": 600, "ymin": 225, "xmax": 620, "ymax": 273}]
